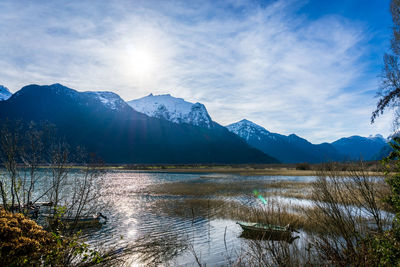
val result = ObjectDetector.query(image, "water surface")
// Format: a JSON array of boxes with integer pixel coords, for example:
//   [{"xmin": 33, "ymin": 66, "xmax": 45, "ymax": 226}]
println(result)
[{"xmin": 88, "ymin": 171, "xmax": 314, "ymax": 266}]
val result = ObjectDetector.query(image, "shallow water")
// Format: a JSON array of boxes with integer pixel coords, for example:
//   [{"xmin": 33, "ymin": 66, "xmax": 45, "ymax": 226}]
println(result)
[{"xmin": 84, "ymin": 171, "xmax": 314, "ymax": 266}]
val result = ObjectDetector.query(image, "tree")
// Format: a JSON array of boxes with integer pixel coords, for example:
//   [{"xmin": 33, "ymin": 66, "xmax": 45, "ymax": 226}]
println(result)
[
  {"xmin": 366, "ymin": 3, "xmax": 400, "ymax": 265},
  {"xmin": 0, "ymin": 120, "xmax": 110, "ymax": 265},
  {"xmin": 371, "ymin": 0, "xmax": 400, "ymax": 126},
  {"xmin": 0, "ymin": 119, "xmax": 107, "ymax": 232}
]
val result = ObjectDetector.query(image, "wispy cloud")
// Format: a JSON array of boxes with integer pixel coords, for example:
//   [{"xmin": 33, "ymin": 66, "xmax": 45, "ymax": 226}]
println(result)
[{"xmin": 0, "ymin": 0, "xmax": 391, "ymax": 143}]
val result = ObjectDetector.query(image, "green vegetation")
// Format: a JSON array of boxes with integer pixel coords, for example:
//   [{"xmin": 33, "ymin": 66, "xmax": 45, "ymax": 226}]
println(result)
[
  {"xmin": 365, "ymin": 0, "xmax": 400, "ymax": 264},
  {"xmin": 354, "ymin": 138, "xmax": 400, "ymax": 266}
]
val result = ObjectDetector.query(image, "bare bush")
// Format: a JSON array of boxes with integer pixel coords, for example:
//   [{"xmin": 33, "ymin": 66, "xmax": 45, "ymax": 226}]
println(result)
[{"xmin": 309, "ymin": 163, "xmax": 391, "ymax": 265}]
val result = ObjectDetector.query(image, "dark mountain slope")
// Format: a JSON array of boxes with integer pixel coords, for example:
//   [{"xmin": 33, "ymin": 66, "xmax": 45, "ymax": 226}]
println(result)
[
  {"xmin": 331, "ymin": 135, "xmax": 388, "ymax": 161},
  {"xmin": 226, "ymin": 119, "xmax": 343, "ymax": 163},
  {"xmin": 0, "ymin": 84, "xmax": 277, "ymax": 164},
  {"xmin": 227, "ymin": 119, "xmax": 388, "ymax": 163}
]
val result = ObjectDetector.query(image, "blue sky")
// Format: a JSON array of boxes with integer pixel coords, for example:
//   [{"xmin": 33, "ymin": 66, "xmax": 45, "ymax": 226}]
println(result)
[{"xmin": 0, "ymin": 0, "xmax": 394, "ymax": 143}]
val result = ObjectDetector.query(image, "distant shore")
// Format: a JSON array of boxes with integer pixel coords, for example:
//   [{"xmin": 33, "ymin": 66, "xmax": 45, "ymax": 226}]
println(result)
[
  {"xmin": 123, "ymin": 165, "xmax": 385, "ymax": 176},
  {"xmin": 129, "ymin": 167, "xmax": 317, "ymax": 176},
  {"xmin": 25, "ymin": 162, "xmax": 386, "ymax": 176}
]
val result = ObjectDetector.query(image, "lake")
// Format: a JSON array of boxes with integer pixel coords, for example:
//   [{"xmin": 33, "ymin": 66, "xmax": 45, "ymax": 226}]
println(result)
[{"xmin": 85, "ymin": 171, "xmax": 317, "ymax": 266}]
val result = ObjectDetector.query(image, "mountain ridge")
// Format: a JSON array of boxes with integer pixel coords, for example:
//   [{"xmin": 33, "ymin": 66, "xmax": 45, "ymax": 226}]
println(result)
[
  {"xmin": 128, "ymin": 93, "xmax": 214, "ymax": 128},
  {"xmin": 0, "ymin": 84, "xmax": 387, "ymax": 164},
  {"xmin": 226, "ymin": 119, "xmax": 388, "ymax": 163},
  {"xmin": 0, "ymin": 84, "xmax": 278, "ymax": 164}
]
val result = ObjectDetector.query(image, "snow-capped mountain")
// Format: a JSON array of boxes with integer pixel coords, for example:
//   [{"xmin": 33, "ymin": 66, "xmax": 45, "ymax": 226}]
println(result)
[
  {"xmin": 226, "ymin": 119, "xmax": 278, "ymax": 141},
  {"xmin": 0, "ymin": 85, "xmax": 12, "ymax": 101},
  {"xmin": 128, "ymin": 94, "xmax": 214, "ymax": 128},
  {"xmin": 226, "ymin": 119, "xmax": 343, "ymax": 163},
  {"xmin": 227, "ymin": 119, "xmax": 389, "ymax": 162},
  {"xmin": 0, "ymin": 83, "xmax": 277, "ymax": 164},
  {"xmin": 84, "ymin": 91, "xmax": 128, "ymax": 111},
  {"xmin": 368, "ymin": 134, "xmax": 387, "ymax": 142}
]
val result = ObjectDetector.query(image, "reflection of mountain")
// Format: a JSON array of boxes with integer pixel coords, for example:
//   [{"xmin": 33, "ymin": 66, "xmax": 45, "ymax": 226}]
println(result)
[
  {"xmin": 227, "ymin": 119, "xmax": 388, "ymax": 163},
  {"xmin": 0, "ymin": 83, "xmax": 277, "ymax": 164}
]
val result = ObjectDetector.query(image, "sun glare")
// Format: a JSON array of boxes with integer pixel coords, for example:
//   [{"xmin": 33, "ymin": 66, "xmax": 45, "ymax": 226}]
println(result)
[{"xmin": 121, "ymin": 45, "xmax": 157, "ymax": 81}]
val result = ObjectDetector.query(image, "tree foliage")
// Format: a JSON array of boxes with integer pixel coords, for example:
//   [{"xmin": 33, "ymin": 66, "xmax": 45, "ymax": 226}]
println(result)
[
  {"xmin": 372, "ymin": 0, "xmax": 400, "ymax": 124},
  {"xmin": 353, "ymin": 138, "xmax": 400, "ymax": 266}
]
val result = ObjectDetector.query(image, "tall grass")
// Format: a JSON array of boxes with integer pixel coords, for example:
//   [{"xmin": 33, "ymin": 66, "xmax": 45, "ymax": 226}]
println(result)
[
  {"xmin": 145, "ymin": 180, "xmax": 311, "ymax": 197},
  {"xmin": 125, "ymin": 162, "xmax": 391, "ymax": 266},
  {"xmin": 239, "ymin": 164, "xmax": 391, "ymax": 266}
]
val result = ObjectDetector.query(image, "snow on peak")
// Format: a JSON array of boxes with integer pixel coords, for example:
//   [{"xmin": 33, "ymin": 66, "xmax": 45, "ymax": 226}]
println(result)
[
  {"xmin": 368, "ymin": 134, "xmax": 387, "ymax": 142},
  {"xmin": 128, "ymin": 93, "xmax": 213, "ymax": 128},
  {"xmin": 387, "ymin": 131, "xmax": 400, "ymax": 141},
  {"xmin": 84, "ymin": 91, "xmax": 127, "ymax": 110},
  {"xmin": 0, "ymin": 85, "xmax": 12, "ymax": 101},
  {"xmin": 226, "ymin": 119, "xmax": 271, "ymax": 141}
]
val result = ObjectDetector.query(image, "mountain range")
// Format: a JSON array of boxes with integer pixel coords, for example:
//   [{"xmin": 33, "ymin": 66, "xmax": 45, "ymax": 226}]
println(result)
[
  {"xmin": 125, "ymin": 93, "xmax": 389, "ymax": 163},
  {"xmin": 0, "ymin": 84, "xmax": 389, "ymax": 164},
  {"xmin": 226, "ymin": 119, "xmax": 389, "ymax": 163},
  {"xmin": 0, "ymin": 84, "xmax": 276, "ymax": 164},
  {"xmin": 331, "ymin": 135, "xmax": 388, "ymax": 161}
]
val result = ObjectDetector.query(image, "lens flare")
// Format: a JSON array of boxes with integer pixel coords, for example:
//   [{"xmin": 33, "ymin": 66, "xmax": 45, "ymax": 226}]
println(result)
[{"xmin": 253, "ymin": 189, "xmax": 267, "ymax": 205}]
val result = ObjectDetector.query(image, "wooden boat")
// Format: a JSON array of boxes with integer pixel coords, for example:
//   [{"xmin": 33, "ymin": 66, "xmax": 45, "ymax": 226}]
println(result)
[
  {"xmin": 237, "ymin": 221, "xmax": 299, "ymax": 243},
  {"xmin": 35, "ymin": 201, "xmax": 53, "ymax": 207},
  {"xmin": 43, "ymin": 213, "xmax": 107, "ymax": 228}
]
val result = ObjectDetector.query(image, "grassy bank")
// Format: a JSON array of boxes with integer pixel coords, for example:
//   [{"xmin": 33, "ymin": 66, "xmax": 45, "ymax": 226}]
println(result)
[
  {"xmin": 123, "ymin": 161, "xmax": 385, "ymax": 176},
  {"xmin": 13, "ymin": 161, "xmax": 385, "ymax": 176}
]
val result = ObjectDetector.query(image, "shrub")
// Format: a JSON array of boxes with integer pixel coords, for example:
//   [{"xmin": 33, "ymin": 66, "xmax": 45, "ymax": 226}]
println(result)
[
  {"xmin": 296, "ymin": 162, "xmax": 311, "ymax": 170},
  {"xmin": 0, "ymin": 209, "xmax": 105, "ymax": 266},
  {"xmin": 0, "ymin": 208, "xmax": 55, "ymax": 265}
]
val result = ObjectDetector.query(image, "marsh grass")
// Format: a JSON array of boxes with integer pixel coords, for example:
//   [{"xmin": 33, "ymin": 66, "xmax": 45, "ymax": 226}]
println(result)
[
  {"xmin": 147, "ymin": 198, "xmax": 328, "ymax": 234},
  {"xmin": 129, "ymin": 233, "xmax": 188, "ymax": 265},
  {"xmin": 144, "ymin": 180, "xmax": 312, "ymax": 197},
  {"xmin": 136, "ymin": 166, "xmax": 392, "ymax": 266},
  {"xmin": 144, "ymin": 173, "xmax": 391, "ymax": 233},
  {"xmin": 91, "ymin": 233, "xmax": 189, "ymax": 267}
]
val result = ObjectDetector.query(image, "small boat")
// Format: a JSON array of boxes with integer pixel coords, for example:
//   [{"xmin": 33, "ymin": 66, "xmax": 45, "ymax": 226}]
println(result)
[
  {"xmin": 237, "ymin": 221, "xmax": 299, "ymax": 243},
  {"xmin": 43, "ymin": 213, "xmax": 107, "ymax": 228},
  {"xmin": 35, "ymin": 201, "xmax": 54, "ymax": 207}
]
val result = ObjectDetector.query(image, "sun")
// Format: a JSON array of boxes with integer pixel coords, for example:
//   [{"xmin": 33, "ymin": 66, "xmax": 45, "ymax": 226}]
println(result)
[
  {"xmin": 121, "ymin": 45, "xmax": 157, "ymax": 81},
  {"xmin": 130, "ymin": 47, "xmax": 155, "ymax": 76}
]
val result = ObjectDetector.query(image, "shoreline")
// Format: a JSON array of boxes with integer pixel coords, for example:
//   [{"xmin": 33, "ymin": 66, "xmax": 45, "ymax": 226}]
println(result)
[
  {"xmin": 12, "ymin": 165, "xmax": 385, "ymax": 176},
  {"xmin": 124, "ymin": 167, "xmax": 385, "ymax": 176},
  {"xmin": 129, "ymin": 168, "xmax": 316, "ymax": 176}
]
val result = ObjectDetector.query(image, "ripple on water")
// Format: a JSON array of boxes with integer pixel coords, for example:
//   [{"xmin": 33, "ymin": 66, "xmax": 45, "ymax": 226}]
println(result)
[{"xmin": 89, "ymin": 171, "xmax": 319, "ymax": 265}]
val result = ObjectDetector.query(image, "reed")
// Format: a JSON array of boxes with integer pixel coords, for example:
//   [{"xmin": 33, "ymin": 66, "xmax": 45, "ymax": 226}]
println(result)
[
  {"xmin": 134, "ymin": 165, "xmax": 392, "ymax": 266},
  {"xmin": 144, "ymin": 180, "xmax": 312, "ymax": 197},
  {"xmin": 147, "ymin": 197, "xmax": 329, "ymax": 234}
]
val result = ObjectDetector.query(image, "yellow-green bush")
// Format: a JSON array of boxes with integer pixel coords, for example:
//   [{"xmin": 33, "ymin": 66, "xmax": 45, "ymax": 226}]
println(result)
[{"xmin": 0, "ymin": 209, "xmax": 55, "ymax": 265}]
